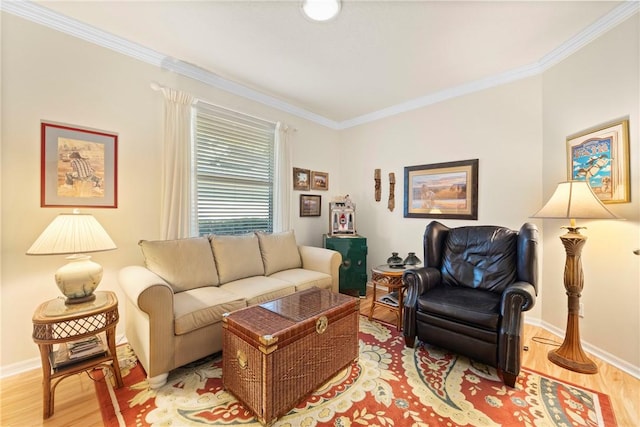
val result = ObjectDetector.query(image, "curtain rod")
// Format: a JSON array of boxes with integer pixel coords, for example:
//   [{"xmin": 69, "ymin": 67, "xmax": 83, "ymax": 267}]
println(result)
[{"xmin": 150, "ymin": 81, "xmax": 296, "ymax": 131}]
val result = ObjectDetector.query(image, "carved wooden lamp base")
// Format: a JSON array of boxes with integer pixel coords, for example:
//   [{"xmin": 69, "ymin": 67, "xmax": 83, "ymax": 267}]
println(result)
[
  {"xmin": 549, "ymin": 229, "xmax": 598, "ymax": 374},
  {"xmin": 547, "ymin": 308, "xmax": 598, "ymax": 373}
]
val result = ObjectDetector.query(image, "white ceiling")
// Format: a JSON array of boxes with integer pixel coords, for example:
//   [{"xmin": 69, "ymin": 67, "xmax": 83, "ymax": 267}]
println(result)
[{"xmin": 9, "ymin": 1, "xmax": 637, "ymax": 128}]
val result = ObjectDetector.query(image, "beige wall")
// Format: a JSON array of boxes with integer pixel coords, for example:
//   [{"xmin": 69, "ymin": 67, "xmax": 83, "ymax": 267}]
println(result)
[
  {"xmin": 541, "ymin": 16, "xmax": 639, "ymax": 370},
  {"xmin": 0, "ymin": 13, "xmax": 340, "ymax": 371},
  {"xmin": 337, "ymin": 77, "xmax": 544, "ymax": 319},
  {"xmin": 1, "ymin": 11, "xmax": 638, "ymax": 376}
]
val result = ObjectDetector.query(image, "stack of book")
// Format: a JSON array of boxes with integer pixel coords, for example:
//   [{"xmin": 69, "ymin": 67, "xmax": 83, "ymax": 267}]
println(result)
[
  {"xmin": 50, "ymin": 335, "xmax": 107, "ymax": 369},
  {"xmin": 379, "ymin": 291, "xmax": 399, "ymax": 307}
]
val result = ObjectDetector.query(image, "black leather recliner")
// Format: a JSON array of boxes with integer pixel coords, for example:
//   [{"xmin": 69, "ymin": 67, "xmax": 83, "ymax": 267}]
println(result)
[{"xmin": 402, "ymin": 221, "xmax": 538, "ymax": 387}]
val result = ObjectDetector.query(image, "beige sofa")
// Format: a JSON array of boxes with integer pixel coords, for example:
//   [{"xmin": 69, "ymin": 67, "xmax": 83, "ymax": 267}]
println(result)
[{"xmin": 118, "ymin": 230, "xmax": 341, "ymax": 388}]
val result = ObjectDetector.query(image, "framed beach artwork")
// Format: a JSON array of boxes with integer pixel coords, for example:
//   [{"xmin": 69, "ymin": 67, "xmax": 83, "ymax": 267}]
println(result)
[
  {"xmin": 567, "ymin": 119, "xmax": 630, "ymax": 204},
  {"xmin": 404, "ymin": 159, "xmax": 478, "ymax": 220},
  {"xmin": 41, "ymin": 121, "xmax": 118, "ymax": 208}
]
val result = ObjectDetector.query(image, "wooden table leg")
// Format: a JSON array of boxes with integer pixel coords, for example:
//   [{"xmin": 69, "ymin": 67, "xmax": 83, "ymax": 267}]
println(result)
[
  {"xmin": 37, "ymin": 344, "xmax": 53, "ymax": 418},
  {"xmin": 368, "ymin": 279, "xmax": 377, "ymax": 321},
  {"xmin": 105, "ymin": 326, "xmax": 124, "ymax": 388}
]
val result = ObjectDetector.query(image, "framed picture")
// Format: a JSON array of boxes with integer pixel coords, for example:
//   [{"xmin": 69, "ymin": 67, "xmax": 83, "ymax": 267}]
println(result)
[
  {"xmin": 300, "ymin": 194, "xmax": 321, "ymax": 217},
  {"xmin": 293, "ymin": 167, "xmax": 310, "ymax": 191},
  {"xmin": 567, "ymin": 119, "xmax": 630, "ymax": 203},
  {"xmin": 404, "ymin": 159, "xmax": 478, "ymax": 220},
  {"xmin": 41, "ymin": 121, "xmax": 118, "ymax": 208},
  {"xmin": 311, "ymin": 171, "xmax": 329, "ymax": 190}
]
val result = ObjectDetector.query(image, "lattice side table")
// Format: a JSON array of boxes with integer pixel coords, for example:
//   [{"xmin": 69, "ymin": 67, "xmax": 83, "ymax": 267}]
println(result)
[
  {"xmin": 32, "ymin": 290, "xmax": 123, "ymax": 419},
  {"xmin": 368, "ymin": 264, "xmax": 411, "ymax": 331}
]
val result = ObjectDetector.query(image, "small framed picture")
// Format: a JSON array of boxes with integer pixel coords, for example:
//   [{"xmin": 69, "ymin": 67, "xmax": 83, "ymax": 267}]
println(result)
[
  {"xmin": 567, "ymin": 119, "xmax": 630, "ymax": 203},
  {"xmin": 300, "ymin": 194, "xmax": 321, "ymax": 217},
  {"xmin": 293, "ymin": 167, "xmax": 310, "ymax": 191},
  {"xmin": 311, "ymin": 171, "xmax": 329, "ymax": 190},
  {"xmin": 41, "ymin": 121, "xmax": 118, "ymax": 208}
]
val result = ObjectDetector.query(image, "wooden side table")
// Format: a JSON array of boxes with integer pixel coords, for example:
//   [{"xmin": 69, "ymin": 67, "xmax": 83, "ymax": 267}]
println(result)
[
  {"xmin": 32, "ymin": 290, "xmax": 123, "ymax": 419},
  {"xmin": 368, "ymin": 265, "xmax": 411, "ymax": 331}
]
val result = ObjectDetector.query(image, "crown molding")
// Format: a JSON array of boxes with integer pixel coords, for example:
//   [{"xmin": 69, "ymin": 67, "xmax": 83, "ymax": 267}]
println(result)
[
  {"xmin": 1, "ymin": 0, "xmax": 341, "ymax": 130},
  {"xmin": 2, "ymin": 0, "xmax": 637, "ymax": 130},
  {"xmin": 538, "ymin": 0, "xmax": 639, "ymax": 71}
]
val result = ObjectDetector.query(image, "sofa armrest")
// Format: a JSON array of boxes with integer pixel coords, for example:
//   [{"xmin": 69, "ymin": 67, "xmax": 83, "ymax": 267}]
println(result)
[
  {"xmin": 118, "ymin": 266, "xmax": 175, "ymax": 378},
  {"xmin": 298, "ymin": 245, "xmax": 342, "ymax": 293}
]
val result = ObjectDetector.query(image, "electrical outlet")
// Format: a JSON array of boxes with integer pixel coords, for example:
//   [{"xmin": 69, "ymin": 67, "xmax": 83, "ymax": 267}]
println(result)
[{"xmin": 579, "ymin": 303, "xmax": 584, "ymax": 318}]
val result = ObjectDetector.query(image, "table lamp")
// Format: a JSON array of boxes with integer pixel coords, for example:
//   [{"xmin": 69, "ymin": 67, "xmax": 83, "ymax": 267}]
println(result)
[
  {"xmin": 27, "ymin": 210, "xmax": 116, "ymax": 304},
  {"xmin": 532, "ymin": 180, "xmax": 621, "ymax": 373}
]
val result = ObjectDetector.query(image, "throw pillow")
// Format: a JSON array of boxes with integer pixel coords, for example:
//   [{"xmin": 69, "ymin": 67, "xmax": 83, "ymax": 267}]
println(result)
[
  {"xmin": 210, "ymin": 233, "xmax": 265, "ymax": 284},
  {"xmin": 256, "ymin": 230, "xmax": 302, "ymax": 275},
  {"xmin": 139, "ymin": 237, "xmax": 219, "ymax": 293}
]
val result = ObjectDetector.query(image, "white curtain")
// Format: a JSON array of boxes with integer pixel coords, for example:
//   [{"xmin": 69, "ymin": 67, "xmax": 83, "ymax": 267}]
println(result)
[
  {"xmin": 159, "ymin": 87, "xmax": 194, "ymax": 239},
  {"xmin": 273, "ymin": 122, "xmax": 293, "ymax": 232}
]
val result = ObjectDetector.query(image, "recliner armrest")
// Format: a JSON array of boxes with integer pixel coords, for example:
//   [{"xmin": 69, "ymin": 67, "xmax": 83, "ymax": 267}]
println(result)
[
  {"xmin": 402, "ymin": 267, "xmax": 441, "ymax": 346},
  {"xmin": 403, "ymin": 267, "xmax": 441, "ymax": 302},
  {"xmin": 500, "ymin": 281, "xmax": 536, "ymax": 316}
]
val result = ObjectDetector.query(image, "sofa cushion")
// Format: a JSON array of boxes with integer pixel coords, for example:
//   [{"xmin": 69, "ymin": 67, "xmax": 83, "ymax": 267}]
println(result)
[
  {"xmin": 257, "ymin": 230, "xmax": 302, "ymax": 275},
  {"xmin": 220, "ymin": 276, "xmax": 295, "ymax": 306},
  {"xmin": 173, "ymin": 287, "xmax": 247, "ymax": 335},
  {"xmin": 269, "ymin": 268, "xmax": 332, "ymax": 291},
  {"xmin": 139, "ymin": 237, "xmax": 219, "ymax": 292},
  {"xmin": 210, "ymin": 233, "xmax": 265, "ymax": 284}
]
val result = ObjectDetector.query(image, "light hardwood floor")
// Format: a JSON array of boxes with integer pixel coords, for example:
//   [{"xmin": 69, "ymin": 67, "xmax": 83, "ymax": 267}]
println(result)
[{"xmin": 1, "ymin": 290, "xmax": 638, "ymax": 427}]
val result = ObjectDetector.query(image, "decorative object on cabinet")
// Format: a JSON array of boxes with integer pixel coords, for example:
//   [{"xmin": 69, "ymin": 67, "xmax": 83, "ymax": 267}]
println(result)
[
  {"xmin": 532, "ymin": 180, "xmax": 622, "ymax": 374},
  {"xmin": 293, "ymin": 167, "xmax": 310, "ymax": 190},
  {"xmin": 300, "ymin": 194, "xmax": 321, "ymax": 217},
  {"xmin": 386, "ymin": 252, "xmax": 403, "ymax": 268},
  {"xmin": 403, "ymin": 252, "xmax": 421, "ymax": 266},
  {"xmin": 26, "ymin": 209, "xmax": 117, "ymax": 304},
  {"xmin": 374, "ymin": 169, "xmax": 381, "ymax": 201},
  {"xmin": 323, "ymin": 234, "xmax": 367, "ymax": 297},
  {"xmin": 329, "ymin": 195, "xmax": 356, "ymax": 235},
  {"xmin": 404, "ymin": 159, "xmax": 478, "ymax": 220},
  {"xmin": 311, "ymin": 171, "xmax": 329, "ymax": 190},
  {"xmin": 567, "ymin": 118, "xmax": 630, "ymax": 203},
  {"xmin": 41, "ymin": 121, "xmax": 118, "ymax": 208},
  {"xmin": 388, "ymin": 172, "xmax": 396, "ymax": 211}
]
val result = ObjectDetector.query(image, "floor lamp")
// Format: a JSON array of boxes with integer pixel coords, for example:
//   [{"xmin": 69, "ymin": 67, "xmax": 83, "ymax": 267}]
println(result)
[{"xmin": 532, "ymin": 181, "xmax": 621, "ymax": 374}]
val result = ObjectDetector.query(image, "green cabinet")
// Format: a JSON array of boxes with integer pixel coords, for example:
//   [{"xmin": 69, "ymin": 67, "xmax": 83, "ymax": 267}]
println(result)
[{"xmin": 323, "ymin": 235, "xmax": 367, "ymax": 297}]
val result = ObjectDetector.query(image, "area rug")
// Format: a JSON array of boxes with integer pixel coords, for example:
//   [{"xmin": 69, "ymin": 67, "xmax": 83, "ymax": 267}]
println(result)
[{"xmin": 96, "ymin": 317, "xmax": 616, "ymax": 426}]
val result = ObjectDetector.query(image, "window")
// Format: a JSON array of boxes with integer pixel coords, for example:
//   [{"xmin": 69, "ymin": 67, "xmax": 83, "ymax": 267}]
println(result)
[{"xmin": 194, "ymin": 102, "xmax": 276, "ymax": 236}]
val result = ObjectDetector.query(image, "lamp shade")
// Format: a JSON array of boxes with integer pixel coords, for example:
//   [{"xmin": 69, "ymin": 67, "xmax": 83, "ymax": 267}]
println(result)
[
  {"xmin": 27, "ymin": 212, "xmax": 116, "ymax": 255},
  {"xmin": 532, "ymin": 181, "xmax": 621, "ymax": 220}
]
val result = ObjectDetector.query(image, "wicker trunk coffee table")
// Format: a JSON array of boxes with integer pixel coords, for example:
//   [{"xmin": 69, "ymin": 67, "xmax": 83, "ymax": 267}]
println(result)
[{"xmin": 222, "ymin": 287, "xmax": 359, "ymax": 425}]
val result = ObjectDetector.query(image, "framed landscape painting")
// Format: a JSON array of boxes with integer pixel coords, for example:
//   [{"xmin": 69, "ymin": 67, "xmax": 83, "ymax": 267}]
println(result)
[
  {"xmin": 567, "ymin": 119, "xmax": 630, "ymax": 204},
  {"xmin": 311, "ymin": 171, "xmax": 329, "ymax": 190},
  {"xmin": 300, "ymin": 194, "xmax": 321, "ymax": 217},
  {"xmin": 404, "ymin": 159, "xmax": 478, "ymax": 220},
  {"xmin": 41, "ymin": 121, "xmax": 118, "ymax": 208}
]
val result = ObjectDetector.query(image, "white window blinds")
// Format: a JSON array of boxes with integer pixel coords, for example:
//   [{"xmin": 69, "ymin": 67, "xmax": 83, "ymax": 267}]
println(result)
[{"xmin": 194, "ymin": 102, "xmax": 276, "ymax": 235}]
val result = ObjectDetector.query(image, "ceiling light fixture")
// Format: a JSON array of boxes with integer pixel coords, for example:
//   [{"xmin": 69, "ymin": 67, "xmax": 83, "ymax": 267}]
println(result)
[{"xmin": 301, "ymin": 0, "xmax": 341, "ymax": 22}]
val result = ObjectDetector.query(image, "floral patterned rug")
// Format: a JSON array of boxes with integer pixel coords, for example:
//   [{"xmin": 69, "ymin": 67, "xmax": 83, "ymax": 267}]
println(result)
[{"xmin": 96, "ymin": 317, "xmax": 616, "ymax": 426}]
